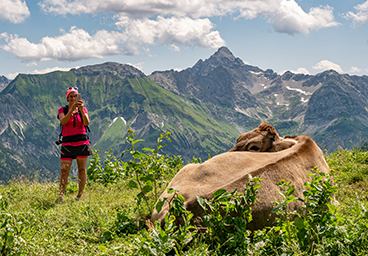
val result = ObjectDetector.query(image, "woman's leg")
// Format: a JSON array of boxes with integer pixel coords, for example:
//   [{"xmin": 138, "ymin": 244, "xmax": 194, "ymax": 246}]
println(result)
[
  {"xmin": 76, "ymin": 157, "xmax": 88, "ymax": 198},
  {"xmin": 59, "ymin": 160, "xmax": 72, "ymax": 201}
]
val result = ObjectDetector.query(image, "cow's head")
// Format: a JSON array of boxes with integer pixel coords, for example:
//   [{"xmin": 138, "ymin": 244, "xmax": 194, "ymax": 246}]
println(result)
[{"xmin": 228, "ymin": 123, "xmax": 297, "ymax": 152}]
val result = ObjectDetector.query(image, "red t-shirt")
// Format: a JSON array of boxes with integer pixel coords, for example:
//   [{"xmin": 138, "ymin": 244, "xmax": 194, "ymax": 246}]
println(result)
[{"xmin": 58, "ymin": 107, "xmax": 90, "ymax": 147}]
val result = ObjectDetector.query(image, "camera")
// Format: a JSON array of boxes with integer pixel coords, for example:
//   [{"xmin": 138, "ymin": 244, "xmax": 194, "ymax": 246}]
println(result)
[{"xmin": 55, "ymin": 139, "xmax": 62, "ymax": 145}]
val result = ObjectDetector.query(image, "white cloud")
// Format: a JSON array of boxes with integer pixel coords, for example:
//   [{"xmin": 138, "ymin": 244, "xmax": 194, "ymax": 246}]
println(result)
[
  {"xmin": 312, "ymin": 60, "xmax": 343, "ymax": 73},
  {"xmin": 292, "ymin": 67, "xmax": 310, "ymax": 75},
  {"xmin": 0, "ymin": 0, "xmax": 30, "ymax": 24},
  {"xmin": 270, "ymin": 2, "xmax": 339, "ymax": 35},
  {"xmin": 345, "ymin": 1, "xmax": 368, "ymax": 25},
  {"xmin": 127, "ymin": 62, "xmax": 144, "ymax": 71},
  {"xmin": 30, "ymin": 66, "xmax": 75, "ymax": 74},
  {"xmin": 350, "ymin": 66, "xmax": 362, "ymax": 73},
  {"xmin": 116, "ymin": 16, "xmax": 225, "ymax": 54},
  {"xmin": 0, "ymin": 16, "xmax": 224, "ymax": 62},
  {"xmin": 1, "ymin": 26, "xmax": 125, "ymax": 62},
  {"xmin": 295, "ymin": 67, "xmax": 310, "ymax": 75},
  {"xmin": 39, "ymin": 0, "xmax": 338, "ymax": 35},
  {"xmin": 6, "ymin": 72, "xmax": 19, "ymax": 80},
  {"xmin": 280, "ymin": 67, "xmax": 310, "ymax": 75},
  {"xmin": 7, "ymin": 66, "xmax": 80, "ymax": 79},
  {"xmin": 6, "ymin": 66, "xmax": 77, "ymax": 80},
  {"xmin": 26, "ymin": 62, "xmax": 38, "ymax": 67},
  {"xmin": 39, "ymin": 0, "xmax": 228, "ymax": 17}
]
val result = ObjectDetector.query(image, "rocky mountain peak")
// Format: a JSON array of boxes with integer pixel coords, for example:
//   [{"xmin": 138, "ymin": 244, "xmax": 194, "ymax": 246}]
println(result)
[
  {"xmin": 212, "ymin": 46, "xmax": 236, "ymax": 61},
  {"xmin": 189, "ymin": 46, "xmax": 244, "ymax": 75}
]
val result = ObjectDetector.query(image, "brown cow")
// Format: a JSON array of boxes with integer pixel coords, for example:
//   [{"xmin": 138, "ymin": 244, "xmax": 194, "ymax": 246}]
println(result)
[{"xmin": 151, "ymin": 124, "xmax": 330, "ymax": 230}]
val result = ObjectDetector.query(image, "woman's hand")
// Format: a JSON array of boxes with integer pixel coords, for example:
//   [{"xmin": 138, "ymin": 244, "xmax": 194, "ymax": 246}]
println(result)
[{"xmin": 76, "ymin": 99, "xmax": 84, "ymax": 110}]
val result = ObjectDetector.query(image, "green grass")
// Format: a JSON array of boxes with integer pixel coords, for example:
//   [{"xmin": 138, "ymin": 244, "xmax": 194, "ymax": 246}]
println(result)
[
  {"xmin": 0, "ymin": 179, "xmax": 141, "ymax": 255},
  {"xmin": 327, "ymin": 148, "xmax": 368, "ymax": 203},
  {"xmin": 1, "ymin": 147, "xmax": 368, "ymax": 255}
]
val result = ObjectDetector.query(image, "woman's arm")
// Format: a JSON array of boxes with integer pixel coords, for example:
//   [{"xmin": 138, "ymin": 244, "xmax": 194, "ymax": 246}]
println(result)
[
  {"xmin": 80, "ymin": 108, "xmax": 90, "ymax": 126},
  {"xmin": 58, "ymin": 103, "xmax": 77, "ymax": 125},
  {"xmin": 78, "ymin": 99, "xmax": 90, "ymax": 126}
]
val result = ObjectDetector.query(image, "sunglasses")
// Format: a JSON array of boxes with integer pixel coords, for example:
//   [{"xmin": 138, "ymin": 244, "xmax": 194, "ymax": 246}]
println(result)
[{"xmin": 68, "ymin": 87, "xmax": 78, "ymax": 90}]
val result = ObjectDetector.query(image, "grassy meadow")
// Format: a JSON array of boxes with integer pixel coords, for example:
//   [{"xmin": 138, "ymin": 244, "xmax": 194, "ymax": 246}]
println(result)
[{"xmin": 1, "ymin": 133, "xmax": 368, "ymax": 255}]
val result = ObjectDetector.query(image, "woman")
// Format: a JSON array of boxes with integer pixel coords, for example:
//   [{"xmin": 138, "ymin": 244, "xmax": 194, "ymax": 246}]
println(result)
[{"xmin": 57, "ymin": 87, "xmax": 93, "ymax": 202}]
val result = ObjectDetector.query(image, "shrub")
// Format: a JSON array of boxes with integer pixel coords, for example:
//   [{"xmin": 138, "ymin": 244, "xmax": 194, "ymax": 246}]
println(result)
[{"xmin": 196, "ymin": 175, "xmax": 262, "ymax": 255}]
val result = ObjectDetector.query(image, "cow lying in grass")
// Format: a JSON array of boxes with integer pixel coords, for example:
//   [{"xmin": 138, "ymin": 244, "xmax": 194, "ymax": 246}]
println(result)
[{"xmin": 151, "ymin": 123, "xmax": 330, "ymax": 230}]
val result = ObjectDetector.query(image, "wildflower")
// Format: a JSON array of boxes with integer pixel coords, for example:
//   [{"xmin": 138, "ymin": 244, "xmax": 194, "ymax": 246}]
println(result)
[
  {"xmin": 280, "ymin": 179, "xmax": 286, "ymax": 183},
  {"xmin": 314, "ymin": 166, "xmax": 318, "ymax": 169}
]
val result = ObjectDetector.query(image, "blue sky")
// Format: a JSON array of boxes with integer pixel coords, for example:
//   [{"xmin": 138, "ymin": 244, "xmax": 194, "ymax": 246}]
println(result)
[{"xmin": 1, "ymin": 0, "xmax": 368, "ymax": 79}]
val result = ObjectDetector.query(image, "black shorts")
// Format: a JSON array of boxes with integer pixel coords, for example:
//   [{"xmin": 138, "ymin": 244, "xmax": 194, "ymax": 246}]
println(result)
[{"xmin": 61, "ymin": 144, "xmax": 93, "ymax": 160}]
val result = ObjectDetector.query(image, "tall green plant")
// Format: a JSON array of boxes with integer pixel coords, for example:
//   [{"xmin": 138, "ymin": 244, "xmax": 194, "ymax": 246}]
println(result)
[
  {"xmin": 121, "ymin": 129, "xmax": 180, "ymax": 214},
  {"xmin": 87, "ymin": 149, "xmax": 126, "ymax": 185},
  {"xmin": 139, "ymin": 188, "xmax": 198, "ymax": 256},
  {"xmin": 294, "ymin": 168, "xmax": 340, "ymax": 253},
  {"xmin": 271, "ymin": 179, "xmax": 299, "ymax": 246},
  {"xmin": 196, "ymin": 175, "xmax": 262, "ymax": 254},
  {"xmin": 262, "ymin": 168, "xmax": 342, "ymax": 254}
]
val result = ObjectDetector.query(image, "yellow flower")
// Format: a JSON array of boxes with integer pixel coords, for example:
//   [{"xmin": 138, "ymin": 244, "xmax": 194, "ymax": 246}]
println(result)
[{"xmin": 281, "ymin": 179, "xmax": 286, "ymax": 183}]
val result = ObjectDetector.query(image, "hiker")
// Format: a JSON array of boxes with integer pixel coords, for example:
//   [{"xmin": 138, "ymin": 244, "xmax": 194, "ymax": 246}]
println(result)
[{"xmin": 56, "ymin": 87, "xmax": 92, "ymax": 202}]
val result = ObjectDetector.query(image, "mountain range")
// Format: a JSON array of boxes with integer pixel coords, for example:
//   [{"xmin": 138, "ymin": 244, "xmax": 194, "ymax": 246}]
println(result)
[{"xmin": 1, "ymin": 47, "xmax": 367, "ymax": 182}]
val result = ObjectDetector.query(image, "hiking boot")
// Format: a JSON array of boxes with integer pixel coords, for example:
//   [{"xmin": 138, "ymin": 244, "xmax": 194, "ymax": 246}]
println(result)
[
  {"xmin": 55, "ymin": 197, "xmax": 64, "ymax": 203},
  {"xmin": 75, "ymin": 195, "xmax": 82, "ymax": 201}
]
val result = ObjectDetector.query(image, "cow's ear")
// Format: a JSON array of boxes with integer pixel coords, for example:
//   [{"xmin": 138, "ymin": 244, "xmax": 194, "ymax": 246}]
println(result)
[
  {"xmin": 274, "ymin": 139, "xmax": 297, "ymax": 151},
  {"xmin": 229, "ymin": 140, "xmax": 247, "ymax": 152},
  {"xmin": 259, "ymin": 123, "xmax": 277, "ymax": 135}
]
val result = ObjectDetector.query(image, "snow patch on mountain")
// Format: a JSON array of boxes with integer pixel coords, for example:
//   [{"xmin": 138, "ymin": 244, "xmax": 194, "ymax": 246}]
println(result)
[{"xmin": 286, "ymin": 86, "xmax": 312, "ymax": 95}]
